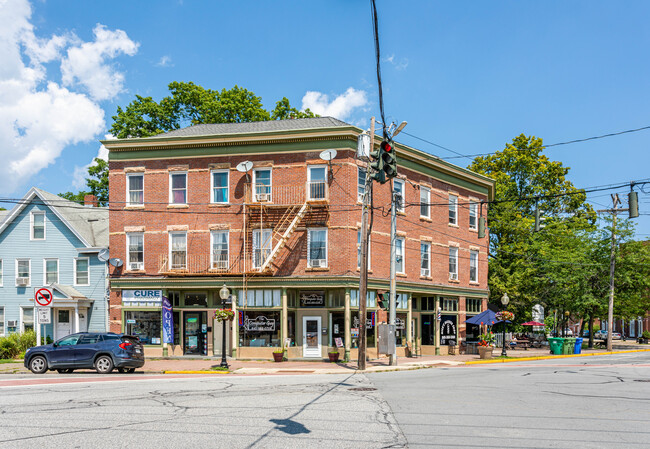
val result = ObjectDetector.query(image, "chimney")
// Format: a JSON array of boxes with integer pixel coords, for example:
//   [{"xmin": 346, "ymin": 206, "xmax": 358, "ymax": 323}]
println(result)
[{"xmin": 84, "ymin": 194, "xmax": 98, "ymax": 207}]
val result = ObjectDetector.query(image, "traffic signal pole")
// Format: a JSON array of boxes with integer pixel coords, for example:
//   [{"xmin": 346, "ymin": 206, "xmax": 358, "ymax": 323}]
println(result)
[{"xmin": 388, "ymin": 183, "xmax": 398, "ymax": 366}]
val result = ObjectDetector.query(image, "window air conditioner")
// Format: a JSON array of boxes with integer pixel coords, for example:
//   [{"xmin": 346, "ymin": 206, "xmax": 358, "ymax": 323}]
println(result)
[
  {"xmin": 421, "ymin": 268, "xmax": 430, "ymax": 277},
  {"xmin": 214, "ymin": 260, "xmax": 228, "ymax": 270},
  {"xmin": 7, "ymin": 320, "xmax": 17, "ymax": 328},
  {"xmin": 311, "ymin": 259, "xmax": 325, "ymax": 268},
  {"xmin": 129, "ymin": 262, "xmax": 143, "ymax": 271},
  {"xmin": 16, "ymin": 277, "xmax": 29, "ymax": 286},
  {"xmin": 256, "ymin": 193, "xmax": 269, "ymax": 202},
  {"xmin": 450, "ymin": 273, "xmax": 458, "ymax": 281}
]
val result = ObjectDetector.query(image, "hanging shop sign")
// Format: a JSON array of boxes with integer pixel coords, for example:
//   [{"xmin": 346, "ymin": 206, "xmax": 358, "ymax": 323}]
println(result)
[
  {"xmin": 162, "ymin": 295, "xmax": 174, "ymax": 345},
  {"xmin": 122, "ymin": 290, "xmax": 162, "ymax": 306},
  {"xmin": 300, "ymin": 291, "xmax": 325, "ymax": 307},
  {"xmin": 244, "ymin": 315, "xmax": 276, "ymax": 332},
  {"xmin": 440, "ymin": 315, "xmax": 457, "ymax": 346}
]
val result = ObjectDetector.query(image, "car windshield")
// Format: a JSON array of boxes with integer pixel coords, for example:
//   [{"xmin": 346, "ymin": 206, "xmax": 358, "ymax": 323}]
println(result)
[{"xmin": 57, "ymin": 335, "xmax": 80, "ymax": 346}]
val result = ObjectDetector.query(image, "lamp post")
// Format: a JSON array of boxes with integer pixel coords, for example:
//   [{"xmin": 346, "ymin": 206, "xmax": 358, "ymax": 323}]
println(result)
[
  {"xmin": 564, "ymin": 311, "xmax": 570, "ymax": 338},
  {"xmin": 501, "ymin": 293, "xmax": 509, "ymax": 357},
  {"xmin": 219, "ymin": 283, "xmax": 232, "ymax": 369}
]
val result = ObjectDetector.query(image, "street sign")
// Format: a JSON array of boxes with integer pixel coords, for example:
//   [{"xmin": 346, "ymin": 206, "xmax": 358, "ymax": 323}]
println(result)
[
  {"xmin": 38, "ymin": 308, "xmax": 51, "ymax": 324},
  {"xmin": 35, "ymin": 288, "xmax": 53, "ymax": 307}
]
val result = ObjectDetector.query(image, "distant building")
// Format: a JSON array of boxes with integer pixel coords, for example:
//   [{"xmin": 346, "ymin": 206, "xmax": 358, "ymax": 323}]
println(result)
[
  {"xmin": 0, "ymin": 188, "xmax": 108, "ymax": 342},
  {"xmin": 104, "ymin": 117, "xmax": 494, "ymax": 359}
]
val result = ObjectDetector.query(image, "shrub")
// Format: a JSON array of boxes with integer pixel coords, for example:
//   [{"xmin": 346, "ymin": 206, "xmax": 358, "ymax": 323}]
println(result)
[
  {"xmin": 642, "ymin": 331, "xmax": 650, "ymax": 340},
  {"xmin": 0, "ymin": 331, "xmax": 37, "ymax": 359},
  {"xmin": 0, "ymin": 338, "xmax": 19, "ymax": 359},
  {"xmin": 17, "ymin": 330, "xmax": 36, "ymax": 352}
]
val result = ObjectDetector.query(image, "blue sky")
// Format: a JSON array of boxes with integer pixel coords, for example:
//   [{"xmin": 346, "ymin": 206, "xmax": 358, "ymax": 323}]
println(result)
[{"xmin": 2, "ymin": 0, "xmax": 649, "ymax": 237}]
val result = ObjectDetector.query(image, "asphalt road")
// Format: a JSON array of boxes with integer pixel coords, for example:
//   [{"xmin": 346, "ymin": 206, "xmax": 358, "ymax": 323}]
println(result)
[{"xmin": 0, "ymin": 352, "xmax": 648, "ymax": 448}]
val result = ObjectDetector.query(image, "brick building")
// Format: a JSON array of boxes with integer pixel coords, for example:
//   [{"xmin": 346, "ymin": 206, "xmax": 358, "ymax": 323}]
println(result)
[{"xmin": 104, "ymin": 117, "xmax": 494, "ymax": 360}]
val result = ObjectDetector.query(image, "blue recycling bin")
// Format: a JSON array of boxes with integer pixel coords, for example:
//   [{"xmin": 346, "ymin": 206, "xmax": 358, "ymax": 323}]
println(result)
[{"xmin": 574, "ymin": 337, "xmax": 583, "ymax": 354}]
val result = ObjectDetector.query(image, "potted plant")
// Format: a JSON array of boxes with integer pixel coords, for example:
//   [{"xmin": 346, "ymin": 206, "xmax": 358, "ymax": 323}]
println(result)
[
  {"xmin": 328, "ymin": 348, "xmax": 340, "ymax": 362},
  {"xmin": 477, "ymin": 332, "xmax": 495, "ymax": 359},
  {"xmin": 639, "ymin": 330, "xmax": 650, "ymax": 344},
  {"xmin": 272, "ymin": 347, "xmax": 284, "ymax": 362}
]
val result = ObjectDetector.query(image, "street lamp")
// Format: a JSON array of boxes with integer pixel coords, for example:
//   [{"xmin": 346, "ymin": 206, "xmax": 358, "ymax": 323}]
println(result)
[
  {"xmin": 219, "ymin": 283, "xmax": 232, "ymax": 368},
  {"xmin": 501, "ymin": 293, "xmax": 510, "ymax": 357},
  {"xmin": 564, "ymin": 310, "xmax": 570, "ymax": 338}
]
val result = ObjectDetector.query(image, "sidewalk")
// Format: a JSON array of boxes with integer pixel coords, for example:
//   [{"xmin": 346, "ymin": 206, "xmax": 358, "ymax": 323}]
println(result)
[{"xmin": 3, "ymin": 341, "xmax": 648, "ymax": 375}]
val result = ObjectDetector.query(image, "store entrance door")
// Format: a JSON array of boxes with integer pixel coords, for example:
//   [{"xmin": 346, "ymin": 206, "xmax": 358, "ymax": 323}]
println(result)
[
  {"xmin": 302, "ymin": 316, "xmax": 321, "ymax": 358},
  {"xmin": 184, "ymin": 312, "xmax": 206, "ymax": 355}
]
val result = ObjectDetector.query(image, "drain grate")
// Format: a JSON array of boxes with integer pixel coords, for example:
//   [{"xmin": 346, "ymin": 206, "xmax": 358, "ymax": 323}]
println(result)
[
  {"xmin": 349, "ymin": 387, "xmax": 377, "ymax": 391},
  {"xmin": 634, "ymin": 379, "xmax": 650, "ymax": 382}
]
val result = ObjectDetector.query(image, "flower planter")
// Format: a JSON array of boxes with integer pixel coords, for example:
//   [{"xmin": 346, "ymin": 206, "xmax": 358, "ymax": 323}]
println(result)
[
  {"xmin": 328, "ymin": 352, "xmax": 340, "ymax": 363},
  {"xmin": 272, "ymin": 352, "xmax": 284, "ymax": 362},
  {"xmin": 478, "ymin": 346, "xmax": 493, "ymax": 359}
]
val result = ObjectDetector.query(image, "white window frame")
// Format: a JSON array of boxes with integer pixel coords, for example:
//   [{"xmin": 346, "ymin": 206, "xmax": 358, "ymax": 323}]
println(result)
[
  {"xmin": 420, "ymin": 187, "xmax": 430, "ymax": 219},
  {"xmin": 357, "ymin": 229, "xmax": 371, "ymax": 270},
  {"xmin": 396, "ymin": 237, "xmax": 405, "ymax": 274},
  {"xmin": 30, "ymin": 211, "xmax": 46, "ymax": 240},
  {"xmin": 252, "ymin": 228, "xmax": 272, "ymax": 269},
  {"xmin": 210, "ymin": 230, "xmax": 229, "ymax": 269},
  {"xmin": 470, "ymin": 250, "xmax": 479, "ymax": 283},
  {"xmin": 210, "ymin": 169, "xmax": 229, "ymax": 204},
  {"xmin": 469, "ymin": 200, "xmax": 478, "ymax": 230},
  {"xmin": 74, "ymin": 257, "xmax": 90, "ymax": 286},
  {"xmin": 126, "ymin": 173, "xmax": 144, "ymax": 206},
  {"xmin": 420, "ymin": 242, "xmax": 431, "ymax": 277},
  {"xmin": 253, "ymin": 168, "xmax": 272, "ymax": 202},
  {"xmin": 357, "ymin": 167, "xmax": 367, "ymax": 203},
  {"xmin": 126, "ymin": 233, "xmax": 144, "ymax": 271},
  {"xmin": 15, "ymin": 259, "xmax": 31, "ymax": 287},
  {"xmin": 169, "ymin": 232, "xmax": 187, "ymax": 270},
  {"xmin": 0, "ymin": 259, "xmax": 3, "ymax": 287},
  {"xmin": 449, "ymin": 194, "xmax": 458, "ymax": 225},
  {"xmin": 307, "ymin": 165, "xmax": 327, "ymax": 200},
  {"xmin": 394, "ymin": 179, "xmax": 405, "ymax": 213},
  {"xmin": 169, "ymin": 171, "xmax": 188, "ymax": 205},
  {"xmin": 307, "ymin": 228, "xmax": 328, "ymax": 268},
  {"xmin": 20, "ymin": 306, "xmax": 34, "ymax": 333},
  {"xmin": 43, "ymin": 258, "xmax": 59, "ymax": 285},
  {"xmin": 0, "ymin": 306, "xmax": 4, "ymax": 336},
  {"xmin": 449, "ymin": 247, "xmax": 458, "ymax": 280}
]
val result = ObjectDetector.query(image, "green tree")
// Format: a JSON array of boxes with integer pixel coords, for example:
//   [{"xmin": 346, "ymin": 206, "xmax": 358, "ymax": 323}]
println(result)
[
  {"xmin": 59, "ymin": 158, "xmax": 108, "ymax": 207},
  {"xmin": 271, "ymin": 97, "xmax": 317, "ymax": 120}
]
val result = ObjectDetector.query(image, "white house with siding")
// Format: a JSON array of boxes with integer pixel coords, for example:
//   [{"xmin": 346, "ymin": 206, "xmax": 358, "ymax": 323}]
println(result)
[{"xmin": 0, "ymin": 188, "xmax": 108, "ymax": 343}]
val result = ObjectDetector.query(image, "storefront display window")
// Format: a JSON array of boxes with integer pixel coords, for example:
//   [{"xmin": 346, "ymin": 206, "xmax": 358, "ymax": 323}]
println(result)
[
  {"xmin": 331, "ymin": 312, "xmax": 345, "ymax": 347},
  {"xmin": 351, "ymin": 311, "xmax": 375, "ymax": 347},
  {"xmin": 396, "ymin": 313, "xmax": 407, "ymax": 347},
  {"xmin": 184, "ymin": 293, "xmax": 207, "ymax": 307},
  {"xmin": 125, "ymin": 311, "xmax": 161, "ymax": 345},
  {"xmin": 239, "ymin": 311, "xmax": 280, "ymax": 347}
]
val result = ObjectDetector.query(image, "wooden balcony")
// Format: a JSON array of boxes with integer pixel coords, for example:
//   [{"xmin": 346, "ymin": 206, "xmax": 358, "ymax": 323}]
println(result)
[
  {"xmin": 245, "ymin": 182, "xmax": 329, "ymax": 205},
  {"xmin": 158, "ymin": 253, "xmax": 273, "ymax": 276}
]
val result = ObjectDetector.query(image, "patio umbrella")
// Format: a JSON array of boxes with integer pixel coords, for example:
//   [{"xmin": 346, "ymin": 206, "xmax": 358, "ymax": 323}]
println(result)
[{"xmin": 465, "ymin": 309, "xmax": 498, "ymax": 326}]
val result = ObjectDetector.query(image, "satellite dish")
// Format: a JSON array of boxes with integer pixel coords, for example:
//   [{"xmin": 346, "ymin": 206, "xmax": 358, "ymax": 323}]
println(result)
[
  {"xmin": 319, "ymin": 149, "xmax": 337, "ymax": 161},
  {"xmin": 97, "ymin": 248, "xmax": 110, "ymax": 262},
  {"xmin": 236, "ymin": 161, "xmax": 253, "ymax": 173},
  {"xmin": 109, "ymin": 258, "xmax": 123, "ymax": 268}
]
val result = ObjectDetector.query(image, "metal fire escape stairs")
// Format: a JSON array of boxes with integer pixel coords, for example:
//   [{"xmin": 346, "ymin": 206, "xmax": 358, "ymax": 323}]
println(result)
[{"xmin": 258, "ymin": 201, "xmax": 310, "ymax": 272}]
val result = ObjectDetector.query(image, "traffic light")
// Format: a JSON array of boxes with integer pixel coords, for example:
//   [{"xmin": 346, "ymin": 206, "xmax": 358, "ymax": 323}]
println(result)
[
  {"xmin": 381, "ymin": 140, "xmax": 397, "ymax": 180},
  {"xmin": 369, "ymin": 143, "xmax": 386, "ymax": 184},
  {"xmin": 377, "ymin": 291, "xmax": 388, "ymax": 310},
  {"xmin": 629, "ymin": 191, "xmax": 639, "ymax": 218}
]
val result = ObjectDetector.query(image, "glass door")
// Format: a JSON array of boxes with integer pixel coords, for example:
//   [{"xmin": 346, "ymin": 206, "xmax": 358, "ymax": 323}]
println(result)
[
  {"xmin": 184, "ymin": 312, "xmax": 204, "ymax": 355},
  {"xmin": 302, "ymin": 316, "xmax": 321, "ymax": 358}
]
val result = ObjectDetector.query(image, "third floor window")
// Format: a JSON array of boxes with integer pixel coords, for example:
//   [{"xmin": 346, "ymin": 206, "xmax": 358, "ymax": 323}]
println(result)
[
  {"xmin": 253, "ymin": 169, "xmax": 272, "ymax": 202},
  {"xmin": 449, "ymin": 194, "xmax": 458, "ymax": 225},
  {"xmin": 469, "ymin": 200, "xmax": 478, "ymax": 230}
]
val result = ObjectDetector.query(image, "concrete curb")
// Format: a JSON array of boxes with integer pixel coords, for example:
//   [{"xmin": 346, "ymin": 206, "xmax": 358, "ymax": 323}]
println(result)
[
  {"xmin": 163, "ymin": 370, "xmax": 230, "ymax": 374},
  {"xmin": 465, "ymin": 348, "xmax": 650, "ymax": 365}
]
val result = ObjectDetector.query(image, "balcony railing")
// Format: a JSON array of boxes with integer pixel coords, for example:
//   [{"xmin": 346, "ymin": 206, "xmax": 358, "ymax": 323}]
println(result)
[
  {"xmin": 245, "ymin": 182, "xmax": 328, "ymax": 204},
  {"xmin": 159, "ymin": 254, "xmax": 248, "ymax": 275}
]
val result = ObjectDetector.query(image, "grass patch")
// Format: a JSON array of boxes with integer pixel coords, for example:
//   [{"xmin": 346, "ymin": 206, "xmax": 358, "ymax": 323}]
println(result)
[
  {"xmin": 0, "ymin": 359, "xmax": 22, "ymax": 364},
  {"xmin": 210, "ymin": 366, "xmax": 230, "ymax": 372}
]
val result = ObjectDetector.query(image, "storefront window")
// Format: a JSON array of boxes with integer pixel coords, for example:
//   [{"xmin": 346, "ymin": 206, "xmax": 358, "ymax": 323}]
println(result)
[
  {"xmin": 331, "ymin": 312, "xmax": 345, "ymax": 347},
  {"xmin": 421, "ymin": 315, "xmax": 435, "ymax": 345},
  {"xmin": 287, "ymin": 311, "xmax": 296, "ymax": 347},
  {"xmin": 125, "ymin": 311, "xmax": 161, "ymax": 345},
  {"xmin": 172, "ymin": 311, "xmax": 181, "ymax": 345},
  {"xmin": 184, "ymin": 293, "xmax": 208, "ymax": 307},
  {"xmin": 351, "ymin": 311, "xmax": 375, "ymax": 347},
  {"xmin": 239, "ymin": 311, "xmax": 280, "ymax": 347},
  {"xmin": 396, "ymin": 313, "xmax": 407, "ymax": 347}
]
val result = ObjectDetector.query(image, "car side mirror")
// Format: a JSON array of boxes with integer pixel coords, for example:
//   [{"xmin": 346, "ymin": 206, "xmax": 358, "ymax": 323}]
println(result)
[{"xmin": 53, "ymin": 342, "xmax": 58, "ymax": 347}]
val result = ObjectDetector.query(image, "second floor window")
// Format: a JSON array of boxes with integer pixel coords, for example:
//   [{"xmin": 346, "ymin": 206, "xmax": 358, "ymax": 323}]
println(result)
[
  {"xmin": 127, "ymin": 174, "xmax": 144, "ymax": 206},
  {"xmin": 16, "ymin": 259, "xmax": 30, "ymax": 285},
  {"xmin": 449, "ymin": 247, "xmax": 458, "ymax": 280},
  {"xmin": 394, "ymin": 179, "xmax": 405, "ymax": 213},
  {"xmin": 44, "ymin": 259, "xmax": 58, "ymax": 284},
  {"xmin": 211, "ymin": 170, "xmax": 229, "ymax": 203},
  {"xmin": 74, "ymin": 258, "xmax": 89, "ymax": 285},
  {"xmin": 254, "ymin": 168, "xmax": 272, "ymax": 202},
  {"xmin": 252, "ymin": 229, "xmax": 272, "ymax": 268},
  {"xmin": 0, "ymin": 259, "xmax": 3, "ymax": 286},
  {"xmin": 420, "ymin": 187, "xmax": 430, "ymax": 218},
  {"xmin": 420, "ymin": 242, "xmax": 430, "ymax": 277},
  {"xmin": 396, "ymin": 237, "xmax": 405, "ymax": 273},
  {"xmin": 469, "ymin": 200, "xmax": 478, "ymax": 230},
  {"xmin": 170, "ymin": 172, "xmax": 187, "ymax": 204},
  {"xmin": 127, "ymin": 233, "xmax": 144, "ymax": 271},
  {"xmin": 449, "ymin": 194, "xmax": 458, "ymax": 225},
  {"xmin": 170, "ymin": 232, "xmax": 187, "ymax": 269},
  {"xmin": 308, "ymin": 228, "xmax": 327, "ymax": 268},
  {"xmin": 470, "ymin": 250, "xmax": 479, "ymax": 282},
  {"xmin": 211, "ymin": 230, "xmax": 229, "ymax": 269},
  {"xmin": 31, "ymin": 212, "xmax": 45, "ymax": 240}
]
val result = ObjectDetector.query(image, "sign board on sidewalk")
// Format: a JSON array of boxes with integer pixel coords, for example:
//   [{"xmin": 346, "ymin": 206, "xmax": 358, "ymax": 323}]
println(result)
[
  {"xmin": 34, "ymin": 288, "xmax": 53, "ymax": 307},
  {"xmin": 38, "ymin": 308, "xmax": 51, "ymax": 324}
]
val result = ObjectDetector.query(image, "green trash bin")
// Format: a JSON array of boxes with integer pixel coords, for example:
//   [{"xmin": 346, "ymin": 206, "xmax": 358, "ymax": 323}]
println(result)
[
  {"xmin": 563, "ymin": 338, "xmax": 576, "ymax": 355},
  {"xmin": 548, "ymin": 337, "xmax": 564, "ymax": 355}
]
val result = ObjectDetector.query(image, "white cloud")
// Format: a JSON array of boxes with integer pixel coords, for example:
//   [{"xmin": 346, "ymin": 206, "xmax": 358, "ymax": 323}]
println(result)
[
  {"xmin": 383, "ymin": 53, "xmax": 408, "ymax": 71},
  {"xmin": 301, "ymin": 88, "xmax": 368, "ymax": 120},
  {"xmin": 156, "ymin": 55, "xmax": 173, "ymax": 67},
  {"xmin": 72, "ymin": 134, "xmax": 111, "ymax": 189},
  {"xmin": 0, "ymin": 0, "xmax": 137, "ymax": 194}
]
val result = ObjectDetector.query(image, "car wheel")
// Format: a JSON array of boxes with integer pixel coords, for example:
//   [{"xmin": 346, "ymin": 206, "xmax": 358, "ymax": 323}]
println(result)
[
  {"xmin": 126, "ymin": 368, "xmax": 136, "ymax": 374},
  {"xmin": 95, "ymin": 356, "xmax": 114, "ymax": 374},
  {"xmin": 29, "ymin": 356, "xmax": 48, "ymax": 374}
]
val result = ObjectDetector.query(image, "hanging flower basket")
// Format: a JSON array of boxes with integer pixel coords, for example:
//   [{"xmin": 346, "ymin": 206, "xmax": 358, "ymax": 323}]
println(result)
[
  {"xmin": 214, "ymin": 309, "xmax": 235, "ymax": 322},
  {"xmin": 495, "ymin": 311, "xmax": 515, "ymax": 322}
]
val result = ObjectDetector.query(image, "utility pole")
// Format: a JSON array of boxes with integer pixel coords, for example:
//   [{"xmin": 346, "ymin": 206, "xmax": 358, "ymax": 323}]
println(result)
[
  {"xmin": 388, "ymin": 184, "xmax": 398, "ymax": 365},
  {"xmin": 358, "ymin": 117, "xmax": 375, "ymax": 371}
]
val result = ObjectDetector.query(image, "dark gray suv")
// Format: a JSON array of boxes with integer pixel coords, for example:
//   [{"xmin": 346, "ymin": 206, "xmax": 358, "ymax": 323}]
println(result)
[{"xmin": 24, "ymin": 333, "xmax": 145, "ymax": 374}]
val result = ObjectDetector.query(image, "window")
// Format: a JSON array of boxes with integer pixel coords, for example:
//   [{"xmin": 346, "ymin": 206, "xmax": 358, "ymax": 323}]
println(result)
[
  {"xmin": 211, "ymin": 230, "xmax": 229, "ymax": 269},
  {"xmin": 170, "ymin": 232, "xmax": 187, "ymax": 270},
  {"xmin": 252, "ymin": 229, "xmax": 272, "ymax": 268},
  {"xmin": 442, "ymin": 298, "xmax": 458, "ymax": 312},
  {"xmin": 253, "ymin": 168, "xmax": 272, "ymax": 202},
  {"xmin": 0, "ymin": 307, "xmax": 4, "ymax": 336},
  {"xmin": 15, "ymin": 259, "xmax": 30, "ymax": 286},
  {"xmin": 239, "ymin": 311, "xmax": 281, "ymax": 348},
  {"xmin": 420, "ymin": 187, "xmax": 430, "ymax": 218},
  {"xmin": 308, "ymin": 166, "xmax": 327, "ymax": 200},
  {"xmin": 44, "ymin": 259, "xmax": 58, "ymax": 284},
  {"xmin": 211, "ymin": 170, "xmax": 229, "ymax": 204},
  {"xmin": 127, "ymin": 174, "xmax": 144, "ymax": 206},
  {"xmin": 466, "ymin": 298, "xmax": 482, "ymax": 313},
  {"xmin": 449, "ymin": 247, "xmax": 458, "ymax": 280},
  {"xmin": 394, "ymin": 179, "xmax": 405, "ymax": 212},
  {"xmin": 469, "ymin": 200, "xmax": 478, "ymax": 230},
  {"xmin": 31, "ymin": 211, "xmax": 45, "ymax": 240},
  {"xmin": 0, "ymin": 259, "xmax": 3, "ymax": 286},
  {"xmin": 125, "ymin": 311, "xmax": 161, "ymax": 345},
  {"xmin": 357, "ymin": 230, "xmax": 370, "ymax": 269},
  {"xmin": 184, "ymin": 293, "xmax": 208, "ymax": 307},
  {"xmin": 74, "ymin": 258, "xmax": 89, "ymax": 285},
  {"xmin": 357, "ymin": 167, "xmax": 367, "ymax": 203},
  {"xmin": 470, "ymin": 250, "xmax": 479, "ymax": 282},
  {"xmin": 170, "ymin": 172, "xmax": 187, "ymax": 204},
  {"xmin": 419, "ymin": 296, "xmax": 436, "ymax": 311},
  {"xmin": 127, "ymin": 233, "xmax": 144, "ymax": 271},
  {"xmin": 308, "ymin": 228, "xmax": 327, "ymax": 268},
  {"xmin": 396, "ymin": 293, "xmax": 408, "ymax": 309},
  {"xmin": 396, "ymin": 237, "xmax": 405, "ymax": 273},
  {"xmin": 244, "ymin": 289, "xmax": 281, "ymax": 307},
  {"xmin": 449, "ymin": 194, "xmax": 458, "ymax": 225},
  {"xmin": 420, "ymin": 242, "xmax": 431, "ymax": 277},
  {"xmin": 21, "ymin": 307, "xmax": 34, "ymax": 332},
  {"xmin": 350, "ymin": 289, "xmax": 376, "ymax": 308}
]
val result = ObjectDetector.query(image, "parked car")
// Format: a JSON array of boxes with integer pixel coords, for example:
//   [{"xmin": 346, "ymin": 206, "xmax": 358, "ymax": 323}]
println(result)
[
  {"xmin": 594, "ymin": 330, "xmax": 607, "ymax": 340},
  {"xmin": 24, "ymin": 333, "xmax": 144, "ymax": 374},
  {"xmin": 582, "ymin": 330, "xmax": 590, "ymax": 337}
]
